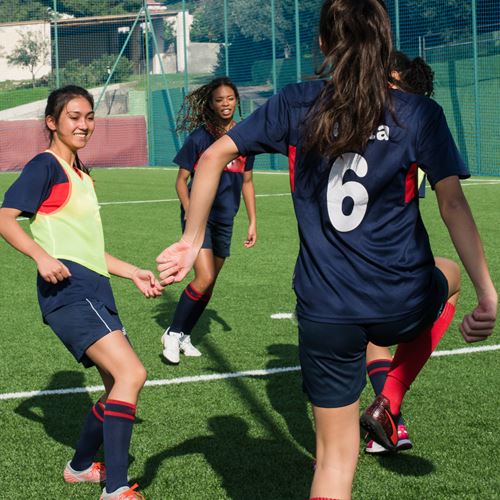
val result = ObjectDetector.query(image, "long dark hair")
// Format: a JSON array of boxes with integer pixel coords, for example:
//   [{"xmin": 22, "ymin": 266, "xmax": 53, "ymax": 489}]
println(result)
[
  {"xmin": 45, "ymin": 85, "xmax": 94, "ymax": 175},
  {"xmin": 303, "ymin": 0, "xmax": 393, "ymax": 159},
  {"xmin": 390, "ymin": 51, "xmax": 434, "ymax": 96},
  {"xmin": 176, "ymin": 77, "xmax": 241, "ymax": 138}
]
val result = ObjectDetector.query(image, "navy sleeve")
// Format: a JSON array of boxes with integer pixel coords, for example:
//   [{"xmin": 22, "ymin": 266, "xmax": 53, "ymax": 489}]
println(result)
[
  {"xmin": 244, "ymin": 155, "xmax": 255, "ymax": 171},
  {"xmin": 173, "ymin": 131, "xmax": 206, "ymax": 172},
  {"xmin": 416, "ymin": 103, "xmax": 470, "ymax": 188},
  {"xmin": 1, "ymin": 157, "xmax": 55, "ymax": 217},
  {"xmin": 227, "ymin": 91, "xmax": 290, "ymax": 157}
]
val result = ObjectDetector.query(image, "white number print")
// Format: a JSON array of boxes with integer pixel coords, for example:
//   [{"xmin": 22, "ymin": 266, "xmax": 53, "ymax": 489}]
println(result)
[{"xmin": 327, "ymin": 153, "xmax": 369, "ymax": 232}]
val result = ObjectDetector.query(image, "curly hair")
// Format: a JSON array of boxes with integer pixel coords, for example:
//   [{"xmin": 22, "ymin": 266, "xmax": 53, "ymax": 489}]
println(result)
[
  {"xmin": 176, "ymin": 77, "xmax": 241, "ymax": 138},
  {"xmin": 390, "ymin": 51, "xmax": 434, "ymax": 97}
]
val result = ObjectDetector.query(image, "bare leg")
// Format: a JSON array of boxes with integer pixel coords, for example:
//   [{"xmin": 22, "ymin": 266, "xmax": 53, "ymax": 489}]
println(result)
[
  {"xmin": 86, "ymin": 331, "xmax": 147, "ymax": 405},
  {"xmin": 310, "ymin": 401, "xmax": 360, "ymax": 500}
]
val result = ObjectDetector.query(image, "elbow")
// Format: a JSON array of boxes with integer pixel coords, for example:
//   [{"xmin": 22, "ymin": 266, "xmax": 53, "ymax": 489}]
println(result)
[{"xmin": 438, "ymin": 193, "xmax": 469, "ymax": 222}]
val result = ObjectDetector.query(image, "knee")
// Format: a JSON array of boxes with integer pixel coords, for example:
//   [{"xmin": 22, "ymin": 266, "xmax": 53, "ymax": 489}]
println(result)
[
  {"xmin": 192, "ymin": 275, "xmax": 216, "ymax": 294},
  {"xmin": 436, "ymin": 257, "xmax": 461, "ymax": 298},
  {"xmin": 125, "ymin": 364, "xmax": 147, "ymax": 391}
]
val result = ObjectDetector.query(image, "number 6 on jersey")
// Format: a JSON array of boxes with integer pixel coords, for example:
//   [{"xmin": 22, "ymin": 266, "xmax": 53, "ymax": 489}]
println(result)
[{"xmin": 327, "ymin": 153, "xmax": 369, "ymax": 232}]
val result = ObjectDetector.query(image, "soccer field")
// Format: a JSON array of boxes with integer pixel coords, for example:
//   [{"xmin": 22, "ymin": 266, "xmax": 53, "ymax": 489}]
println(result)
[{"xmin": 0, "ymin": 168, "xmax": 499, "ymax": 499}]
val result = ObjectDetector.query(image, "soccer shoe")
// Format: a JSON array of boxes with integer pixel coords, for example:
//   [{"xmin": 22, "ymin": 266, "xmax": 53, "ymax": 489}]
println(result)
[
  {"xmin": 100, "ymin": 483, "xmax": 145, "ymax": 500},
  {"xmin": 360, "ymin": 395, "xmax": 399, "ymax": 451},
  {"xmin": 161, "ymin": 328, "xmax": 181, "ymax": 364},
  {"xmin": 395, "ymin": 423, "xmax": 413, "ymax": 451},
  {"xmin": 64, "ymin": 461, "xmax": 106, "ymax": 483},
  {"xmin": 365, "ymin": 422, "xmax": 414, "ymax": 454},
  {"xmin": 179, "ymin": 334, "xmax": 202, "ymax": 357}
]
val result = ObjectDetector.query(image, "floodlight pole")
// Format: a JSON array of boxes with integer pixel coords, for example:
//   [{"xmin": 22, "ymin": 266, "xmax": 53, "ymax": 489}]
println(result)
[{"xmin": 52, "ymin": 0, "xmax": 60, "ymax": 87}]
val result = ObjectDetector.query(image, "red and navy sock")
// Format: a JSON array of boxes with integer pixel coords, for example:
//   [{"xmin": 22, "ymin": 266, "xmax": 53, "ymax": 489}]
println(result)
[
  {"xmin": 383, "ymin": 301, "xmax": 456, "ymax": 415},
  {"xmin": 367, "ymin": 358, "xmax": 392, "ymax": 396},
  {"xmin": 367, "ymin": 359, "xmax": 405, "ymax": 426},
  {"xmin": 70, "ymin": 399, "xmax": 105, "ymax": 471},
  {"xmin": 182, "ymin": 289, "xmax": 211, "ymax": 335},
  {"xmin": 103, "ymin": 399, "xmax": 136, "ymax": 493},
  {"xmin": 171, "ymin": 283, "xmax": 210, "ymax": 334}
]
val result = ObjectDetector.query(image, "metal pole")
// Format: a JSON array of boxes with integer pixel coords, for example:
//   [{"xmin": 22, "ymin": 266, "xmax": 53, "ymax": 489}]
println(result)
[
  {"xmin": 395, "ymin": 0, "xmax": 400, "ymax": 50},
  {"xmin": 294, "ymin": 0, "xmax": 301, "ymax": 83},
  {"xmin": 144, "ymin": 2, "xmax": 155, "ymax": 165},
  {"xmin": 224, "ymin": 0, "xmax": 229, "ymax": 76},
  {"xmin": 271, "ymin": 0, "xmax": 277, "ymax": 94},
  {"xmin": 270, "ymin": 0, "xmax": 277, "ymax": 169},
  {"xmin": 145, "ymin": 6, "xmax": 180, "ymax": 151},
  {"xmin": 471, "ymin": 0, "xmax": 481, "ymax": 174},
  {"xmin": 52, "ymin": 0, "xmax": 60, "ymax": 88},
  {"xmin": 182, "ymin": 0, "xmax": 189, "ymax": 96},
  {"xmin": 95, "ymin": 9, "xmax": 143, "ymax": 110}
]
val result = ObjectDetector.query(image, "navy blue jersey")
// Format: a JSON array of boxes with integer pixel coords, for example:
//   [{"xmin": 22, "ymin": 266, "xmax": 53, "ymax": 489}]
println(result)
[
  {"xmin": 1, "ymin": 152, "xmax": 117, "ymax": 318},
  {"xmin": 228, "ymin": 81, "xmax": 469, "ymax": 323},
  {"xmin": 174, "ymin": 126, "xmax": 255, "ymax": 224}
]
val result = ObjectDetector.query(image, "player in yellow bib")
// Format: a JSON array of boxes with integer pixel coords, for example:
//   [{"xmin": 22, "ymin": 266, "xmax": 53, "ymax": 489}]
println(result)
[{"xmin": 0, "ymin": 86, "xmax": 161, "ymax": 500}]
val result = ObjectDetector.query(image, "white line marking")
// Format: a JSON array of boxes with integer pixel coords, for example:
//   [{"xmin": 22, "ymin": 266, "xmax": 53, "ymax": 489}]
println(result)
[
  {"xmin": 98, "ymin": 193, "xmax": 290, "ymax": 207},
  {"xmin": 0, "ymin": 344, "xmax": 498, "ymax": 401},
  {"xmin": 271, "ymin": 313, "xmax": 295, "ymax": 319},
  {"xmin": 430, "ymin": 344, "xmax": 500, "ymax": 356}
]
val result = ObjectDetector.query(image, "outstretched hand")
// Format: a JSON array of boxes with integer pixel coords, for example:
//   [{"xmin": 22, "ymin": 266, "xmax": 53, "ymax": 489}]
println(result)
[
  {"xmin": 460, "ymin": 293, "xmax": 497, "ymax": 343},
  {"xmin": 156, "ymin": 239, "xmax": 198, "ymax": 286},
  {"xmin": 131, "ymin": 269, "xmax": 164, "ymax": 298}
]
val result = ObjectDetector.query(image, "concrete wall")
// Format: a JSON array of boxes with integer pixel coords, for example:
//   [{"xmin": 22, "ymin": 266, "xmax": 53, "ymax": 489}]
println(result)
[{"xmin": 0, "ymin": 22, "xmax": 51, "ymax": 82}]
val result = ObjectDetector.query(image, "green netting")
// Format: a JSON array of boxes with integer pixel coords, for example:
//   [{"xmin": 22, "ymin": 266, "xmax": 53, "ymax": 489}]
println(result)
[{"xmin": 0, "ymin": 0, "xmax": 499, "ymax": 174}]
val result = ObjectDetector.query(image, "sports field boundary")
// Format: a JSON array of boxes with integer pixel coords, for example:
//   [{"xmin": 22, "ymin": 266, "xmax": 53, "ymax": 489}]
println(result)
[{"xmin": 1, "ymin": 343, "xmax": 498, "ymax": 402}]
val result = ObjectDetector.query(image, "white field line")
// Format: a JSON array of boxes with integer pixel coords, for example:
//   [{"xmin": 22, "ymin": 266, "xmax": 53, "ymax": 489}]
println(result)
[
  {"xmin": 98, "ymin": 192, "xmax": 290, "ymax": 207},
  {"xmin": 0, "ymin": 344, "xmax": 498, "ymax": 401}
]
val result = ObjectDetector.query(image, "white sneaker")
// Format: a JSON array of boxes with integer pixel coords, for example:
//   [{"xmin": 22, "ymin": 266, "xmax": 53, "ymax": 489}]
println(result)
[
  {"xmin": 161, "ymin": 328, "xmax": 181, "ymax": 364},
  {"xmin": 179, "ymin": 335, "xmax": 202, "ymax": 357}
]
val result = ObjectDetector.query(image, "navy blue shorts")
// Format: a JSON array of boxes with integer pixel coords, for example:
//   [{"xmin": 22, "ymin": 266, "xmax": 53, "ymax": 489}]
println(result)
[
  {"xmin": 182, "ymin": 218, "xmax": 234, "ymax": 258},
  {"xmin": 45, "ymin": 299, "xmax": 126, "ymax": 368},
  {"xmin": 298, "ymin": 267, "xmax": 449, "ymax": 408}
]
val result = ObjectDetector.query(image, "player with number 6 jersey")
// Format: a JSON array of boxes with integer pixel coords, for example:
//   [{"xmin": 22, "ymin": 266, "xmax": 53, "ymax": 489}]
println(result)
[{"xmin": 156, "ymin": 1, "xmax": 497, "ymax": 498}]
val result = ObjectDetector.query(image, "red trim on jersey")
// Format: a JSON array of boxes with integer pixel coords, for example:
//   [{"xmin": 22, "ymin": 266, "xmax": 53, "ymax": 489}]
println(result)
[
  {"xmin": 106, "ymin": 399, "xmax": 137, "ymax": 411},
  {"xmin": 38, "ymin": 182, "xmax": 71, "ymax": 214},
  {"xmin": 92, "ymin": 405, "xmax": 105, "ymax": 423},
  {"xmin": 288, "ymin": 145, "xmax": 296, "ymax": 193},
  {"xmin": 404, "ymin": 162, "xmax": 418, "ymax": 203},
  {"xmin": 104, "ymin": 410, "xmax": 136, "ymax": 421}
]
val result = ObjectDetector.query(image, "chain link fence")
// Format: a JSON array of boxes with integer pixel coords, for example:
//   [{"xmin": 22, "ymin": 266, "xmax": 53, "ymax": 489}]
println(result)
[{"xmin": 0, "ymin": 0, "xmax": 499, "ymax": 174}]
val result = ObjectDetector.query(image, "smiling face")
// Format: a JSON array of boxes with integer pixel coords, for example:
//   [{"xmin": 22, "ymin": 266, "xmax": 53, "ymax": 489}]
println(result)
[
  {"xmin": 46, "ymin": 96, "xmax": 95, "ymax": 154},
  {"xmin": 209, "ymin": 85, "xmax": 237, "ymax": 126}
]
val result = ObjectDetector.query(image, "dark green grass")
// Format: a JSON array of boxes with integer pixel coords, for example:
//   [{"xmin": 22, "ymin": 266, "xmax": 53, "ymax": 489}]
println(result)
[{"xmin": 0, "ymin": 169, "xmax": 499, "ymax": 499}]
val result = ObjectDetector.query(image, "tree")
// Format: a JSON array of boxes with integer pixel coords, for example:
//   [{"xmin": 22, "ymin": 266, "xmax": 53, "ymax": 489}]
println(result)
[
  {"xmin": 7, "ymin": 31, "xmax": 50, "ymax": 88},
  {"xmin": 0, "ymin": 0, "xmax": 47, "ymax": 23}
]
